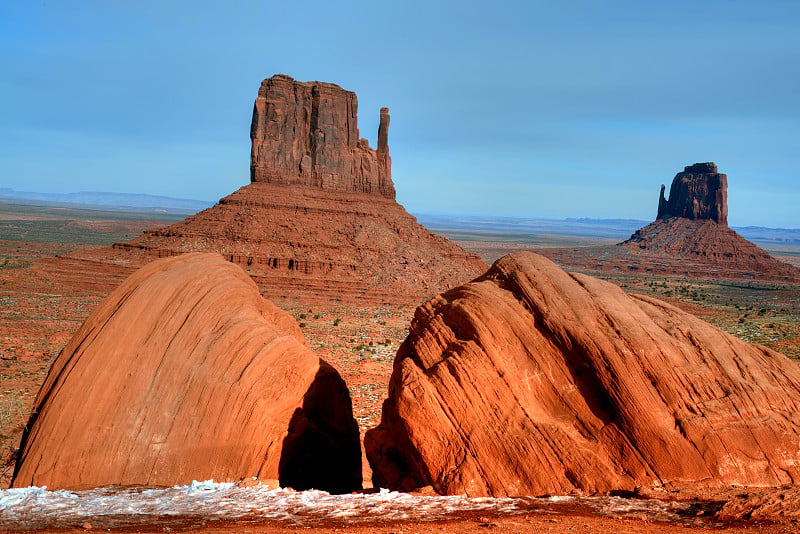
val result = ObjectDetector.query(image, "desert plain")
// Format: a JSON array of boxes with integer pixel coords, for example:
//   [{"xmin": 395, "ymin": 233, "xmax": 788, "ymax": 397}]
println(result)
[{"xmin": 1, "ymin": 200, "xmax": 799, "ymax": 533}]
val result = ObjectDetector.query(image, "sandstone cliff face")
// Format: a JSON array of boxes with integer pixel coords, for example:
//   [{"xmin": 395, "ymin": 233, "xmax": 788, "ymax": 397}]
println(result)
[
  {"xmin": 250, "ymin": 74, "xmax": 395, "ymax": 199},
  {"xmin": 366, "ymin": 252, "xmax": 800, "ymax": 497},
  {"xmin": 657, "ymin": 162, "xmax": 728, "ymax": 224},
  {"xmin": 12, "ymin": 254, "xmax": 361, "ymax": 491}
]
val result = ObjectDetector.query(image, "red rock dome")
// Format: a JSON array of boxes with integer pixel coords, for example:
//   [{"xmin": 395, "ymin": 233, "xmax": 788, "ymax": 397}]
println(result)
[
  {"xmin": 366, "ymin": 251, "xmax": 800, "ymax": 496},
  {"xmin": 12, "ymin": 253, "xmax": 361, "ymax": 491}
]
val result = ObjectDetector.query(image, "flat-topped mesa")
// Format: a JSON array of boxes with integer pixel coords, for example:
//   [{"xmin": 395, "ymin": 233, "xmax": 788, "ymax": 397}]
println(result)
[
  {"xmin": 250, "ymin": 74, "xmax": 395, "ymax": 199},
  {"xmin": 657, "ymin": 162, "xmax": 728, "ymax": 225}
]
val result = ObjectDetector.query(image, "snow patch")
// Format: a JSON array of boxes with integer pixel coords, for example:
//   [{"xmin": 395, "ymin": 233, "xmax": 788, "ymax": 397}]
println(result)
[{"xmin": 0, "ymin": 482, "xmax": 718, "ymax": 530}]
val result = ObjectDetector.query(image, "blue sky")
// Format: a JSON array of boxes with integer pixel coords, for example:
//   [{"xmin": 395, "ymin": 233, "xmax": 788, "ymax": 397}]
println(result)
[{"xmin": 1, "ymin": 1, "xmax": 798, "ymax": 227}]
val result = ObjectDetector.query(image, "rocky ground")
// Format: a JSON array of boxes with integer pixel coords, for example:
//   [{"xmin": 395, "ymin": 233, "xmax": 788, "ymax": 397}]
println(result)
[{"xmin": 2, "ymin": 205, "xmax": 800, "ymax": 531}]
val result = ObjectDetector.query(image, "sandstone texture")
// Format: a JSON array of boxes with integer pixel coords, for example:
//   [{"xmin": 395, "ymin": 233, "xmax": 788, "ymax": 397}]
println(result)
[
  {"xmin": 11, "ymin": 253, "xmax": 361, "ymax": 491},
  {"xmin": 366, "ymin": 251, "xmax": 800, "ymax": 497},
  {"xmin": 250, "ymin": 74, "xmax": 394, "ymax": 199},
  {"xmin": 43, "ymin": 74, "xmax": 485, "ymax": 304},
  {"xmin": 657, "ymin": 162, "xmax": 728, "ymax": 224}
]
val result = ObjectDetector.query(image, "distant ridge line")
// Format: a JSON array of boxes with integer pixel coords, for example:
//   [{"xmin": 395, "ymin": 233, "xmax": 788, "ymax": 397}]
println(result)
[{"xmin": 0, "ymin": 189, "xmax": 214, "ymax": 213}]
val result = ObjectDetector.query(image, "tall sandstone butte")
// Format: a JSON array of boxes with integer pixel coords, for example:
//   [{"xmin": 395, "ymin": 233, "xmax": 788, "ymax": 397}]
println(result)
[
  {"xmin": 250, "ymin": 74, "xmax": 395, "ymax": 199},
  {"xmin": 366, "ymin": 252, "xmax": 800, "ymax": 496},
  {"xmin": 12, "ymin": 254, "xmax": 362, "ymax": 491},
  {"xmin": 539, "ymin": 162, "xmax": 800, "ymax": 282},
  {"xmin": 46, "ymin": 74, "xmax": 485, "ymax": 303}
]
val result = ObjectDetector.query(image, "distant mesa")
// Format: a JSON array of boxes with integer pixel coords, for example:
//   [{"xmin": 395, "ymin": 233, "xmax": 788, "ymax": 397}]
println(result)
[
  {"xmin": 12, "ymin": 254, "xmax": 362, "ymax": 491},
  {"xmin": 539, "ymin": 162, "xmax": 800, "ymax": 283},
  {"xmin": 37, "ymin": 74, "xmax": 485, "ymax": 304},
  {"xmin": 366, "ymin": 251, "xmax": 800, "ymax": 496}
]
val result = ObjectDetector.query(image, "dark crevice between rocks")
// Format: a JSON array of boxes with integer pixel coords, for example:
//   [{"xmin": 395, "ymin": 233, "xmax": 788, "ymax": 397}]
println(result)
[{"xmin": 278, "ymin": 361, "xmax": 362, "ymax": 494}]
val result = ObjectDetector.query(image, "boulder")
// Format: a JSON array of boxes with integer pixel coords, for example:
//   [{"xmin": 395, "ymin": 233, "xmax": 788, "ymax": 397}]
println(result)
[
  {"xmin": 366, "ymin": 251, "xmax": 800, "ymax": 496},
  {"xmin": 12, "ymin": 253, "xmax": 361, "ymax": 491}
]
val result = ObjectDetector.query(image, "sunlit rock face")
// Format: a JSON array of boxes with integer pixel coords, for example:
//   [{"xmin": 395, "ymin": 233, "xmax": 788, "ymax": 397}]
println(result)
[
  {"xmin": 12, "ymin": 253, "xmax": 361, "ymax": 492},
  {"xmin": 250, "ymin": 74, "xmax": 395, "ymax": 199},
  {"xmin": 366, "ymin": 251, "xmax": 800, "ymax": 497}
]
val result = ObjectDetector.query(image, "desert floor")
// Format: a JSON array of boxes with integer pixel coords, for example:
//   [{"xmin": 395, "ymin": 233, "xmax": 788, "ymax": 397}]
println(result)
[{"xmin": 2, "ymin": 203, "xmax": 800, "ymax": 532}]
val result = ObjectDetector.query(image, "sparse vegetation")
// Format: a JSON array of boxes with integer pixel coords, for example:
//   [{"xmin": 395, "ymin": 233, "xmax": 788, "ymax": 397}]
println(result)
[{"xmin": 0, "ymin": 202, "xmax": 798, "ymax": 492}]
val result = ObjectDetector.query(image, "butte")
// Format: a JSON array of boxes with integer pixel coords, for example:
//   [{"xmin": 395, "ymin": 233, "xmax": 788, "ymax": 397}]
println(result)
[
  {"xmin": 33, "ymin": 74, "xmax": 486, "ymax": 304},
  {"xmin": 540, "ymin": 162, "xmax": 800, "ymax": 283}
]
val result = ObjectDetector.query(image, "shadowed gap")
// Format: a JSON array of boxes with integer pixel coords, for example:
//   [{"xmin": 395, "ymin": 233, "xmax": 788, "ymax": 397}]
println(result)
[{"xmin": 278, "ymin": 361, "xmax": 362, "ymax": 493}]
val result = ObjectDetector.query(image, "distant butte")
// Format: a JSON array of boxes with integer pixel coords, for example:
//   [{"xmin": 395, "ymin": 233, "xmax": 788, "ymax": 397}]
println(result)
[
  {"xmin": 34, "ymin": 75, "xmax": 486, "ymax": 304},
  {"xmin": 539, "ymin": 162, "xmax": 800, "ymax": 283}
]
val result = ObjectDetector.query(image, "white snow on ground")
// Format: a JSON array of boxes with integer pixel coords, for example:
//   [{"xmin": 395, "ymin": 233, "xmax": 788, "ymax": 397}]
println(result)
[{"xmin": 0, "ymin": 480, "xmax": 718, "ymax": 530}]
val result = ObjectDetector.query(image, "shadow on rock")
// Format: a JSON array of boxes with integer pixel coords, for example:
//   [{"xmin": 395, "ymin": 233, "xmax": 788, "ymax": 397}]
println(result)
[{"xmin": 279, "ymin": 361, "xmax": 362, "ymax": 494}]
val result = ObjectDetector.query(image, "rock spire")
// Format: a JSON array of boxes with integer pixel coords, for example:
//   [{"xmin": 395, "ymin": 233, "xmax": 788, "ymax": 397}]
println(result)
[{"xmin": 45, "ymin": 74, "xmax": 486, "ymax": 305}]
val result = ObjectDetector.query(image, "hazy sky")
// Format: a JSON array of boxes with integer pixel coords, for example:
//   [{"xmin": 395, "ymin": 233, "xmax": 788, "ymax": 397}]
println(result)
[{"xmin": 2, "ymin": 1, "xmax": 798, "ymax": 227}]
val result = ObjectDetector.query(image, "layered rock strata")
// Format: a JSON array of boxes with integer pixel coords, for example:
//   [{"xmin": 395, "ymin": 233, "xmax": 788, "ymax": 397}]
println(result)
[
  {"xmin": 101, "ymin": 181, "xmax": 485, "ymax": 304},
  {"xmin": 45, "ymin": 74, "xmax": 485, "ymax": 304},
  {"xmin": 620, "ymin": 217, "xmax": 800, "ymax": 279},
  {"xmin": 366, "ymin": 251, "xmax": 800, "ymax": 496},
  {"xmin": 12, "ymin": 253, "xmax": 361, "ymax": 491}
]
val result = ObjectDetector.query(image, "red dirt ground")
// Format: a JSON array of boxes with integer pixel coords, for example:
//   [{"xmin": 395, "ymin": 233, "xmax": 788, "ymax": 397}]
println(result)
[{"xmin": 2, "ymin": 225, "xmax": 800, "ymax": 532}]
